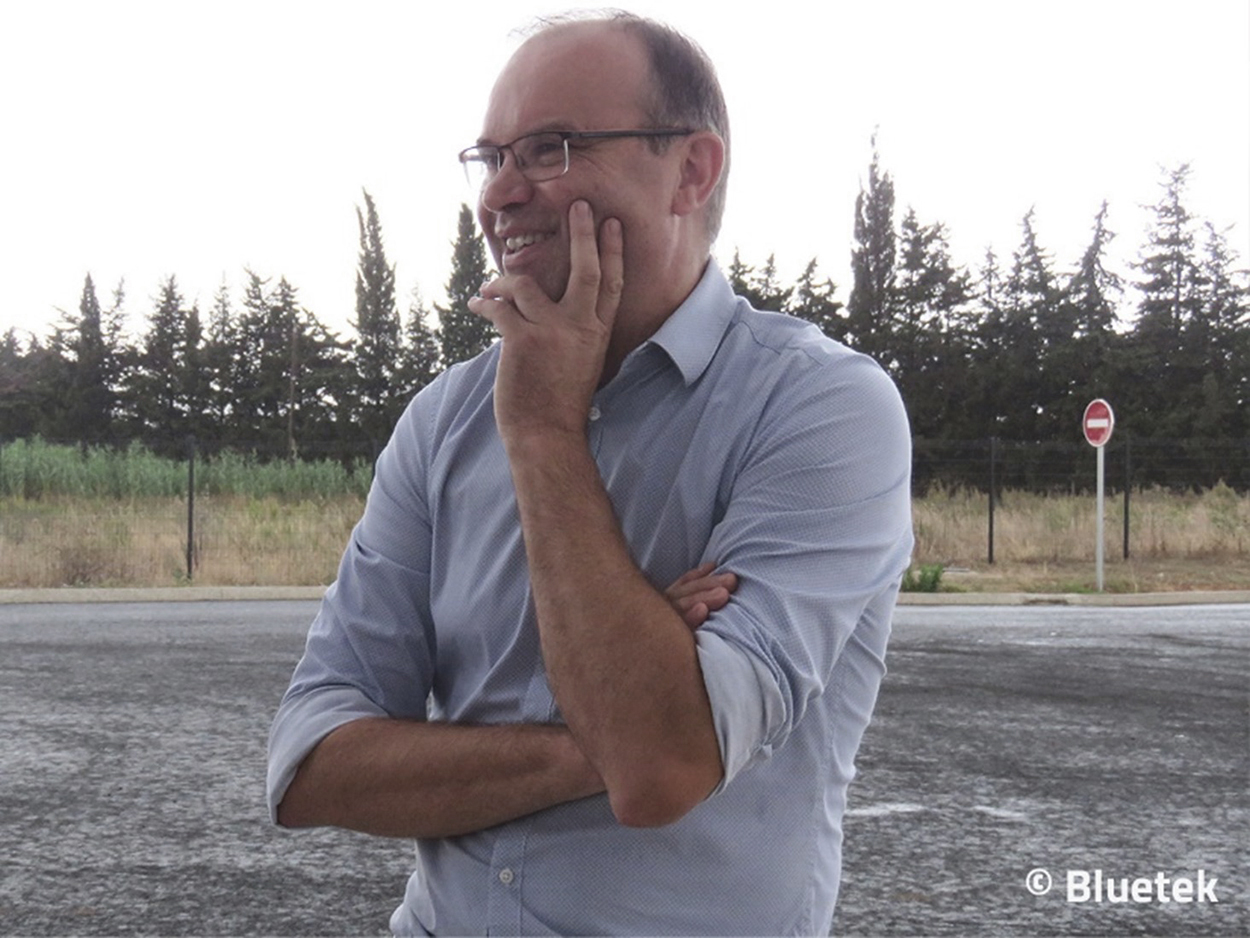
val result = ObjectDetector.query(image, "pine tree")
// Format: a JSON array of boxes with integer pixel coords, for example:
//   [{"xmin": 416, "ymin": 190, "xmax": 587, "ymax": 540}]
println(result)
[
  {"xmin": 726, "ymin": 250, "xmax": 793, "ymax": 311},
  {"xmin": 891, "ymin": 210, "xmax": 973, "ymax": 438},
  {"xmin": 846, "ymin": 138, "xmax": 896, "ymax": 363},
  {"xmin": 1125, "ymin": 165, "xmax": 1205, "ymax": 438},
  {"xmin": 231, "ymin": 275, "xmax": 345, "ymax": 458},
  {"xmin": 726, "ymin": 248, "xmax": 752, "ymax": 298},
  {"xmin": 436, "ymin": 204, "xmax": 495, "ymax": 366},
  {"xmin": 200, "ymin": 280, "xmax": 241, "ymax": 451},
  {"xmin": 350, "ymin": 190, "xmax": 407, "ymax": 444},
  {"xmin": 998, "ymin": 209, "xmax": 1062, "ymax": 438},
  {"xmin": 280, "ymin": 277, "xmax": 346, "ymax": 457},
  {"xmin": 127, "ymin": 276, "xmax": 205, "ymax": 451},
  {"xmin": 231, "ymin": 271, "xmax": 272, "ymax": 443},
  {"xmin": 967, "ymin": 248, "xmax": 1008, "ymax": 438},
  {"xmin": 787, "ymin": 258, "xmax": 844, "ymax": 341},
  {"xmin": 400, "ymin": 287, "xmax": 443, "ymax": 398},
  {"xmin": 1189, "ymin": 221, "xmax": 1249, "ymax": 439},
  {"xmin": 50, "ymin": 274, "xmax": 127, "ymax": 443},
  {"xmin": 1061, "ymin": 202, "xmax": 1122, "ymax": 409},
  {"xmin": 0, "ymin": 330, "xmax": 50, "ymax": 439}
]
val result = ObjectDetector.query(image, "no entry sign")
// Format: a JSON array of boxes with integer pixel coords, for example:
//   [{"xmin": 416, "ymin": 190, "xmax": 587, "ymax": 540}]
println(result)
[{"xmin": 1083, "ymin": 399, "xmax": 1115, "ymax": 447}]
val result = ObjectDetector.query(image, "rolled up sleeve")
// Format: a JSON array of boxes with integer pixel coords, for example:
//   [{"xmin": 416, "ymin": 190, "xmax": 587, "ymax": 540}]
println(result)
[
  {"xmin": 266, "ymin": 399, "xmax": 439, "ymax": 823},
  {"xmin": 694, "ymin": 351, "xmax": 913, "ymax": 790}
]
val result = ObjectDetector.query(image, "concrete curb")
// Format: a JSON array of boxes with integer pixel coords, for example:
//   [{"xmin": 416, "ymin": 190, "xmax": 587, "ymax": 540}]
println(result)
[
  {"xmin": 0, "ymin": 586, "xmax": 328, "ymax": 604},
  {"xmin": 2, "ymin": 586, "xmax": 1248, "ymax": 607},
  {"xmin": 897, "ymin": 590, "xmax": 1250, "ymax": 607}
]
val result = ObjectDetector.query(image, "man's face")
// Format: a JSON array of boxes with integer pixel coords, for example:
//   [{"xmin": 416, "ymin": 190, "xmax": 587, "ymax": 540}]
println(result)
[{"xmin": 475, "ymin": 24, "xmax": 679, "ymax": 303}]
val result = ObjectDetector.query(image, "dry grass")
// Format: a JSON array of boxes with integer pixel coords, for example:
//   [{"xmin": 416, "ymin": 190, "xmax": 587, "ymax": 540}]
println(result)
[
  {"xmin": 0, "ymin": 495, "xmax": 364, "ymax": 588},
  {"xmin": 1, "ymin": 485, "xmax": 1247, "ymax": 592},
  {"xmin": 912, "ymin": 482, "xmax": 1250, "ymax": 593}
]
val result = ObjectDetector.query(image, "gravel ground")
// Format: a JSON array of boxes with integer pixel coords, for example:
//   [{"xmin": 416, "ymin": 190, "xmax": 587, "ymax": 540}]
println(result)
[{"xmin": 1, "ymin": 601, "xmax": 1246, "ymax": 936}]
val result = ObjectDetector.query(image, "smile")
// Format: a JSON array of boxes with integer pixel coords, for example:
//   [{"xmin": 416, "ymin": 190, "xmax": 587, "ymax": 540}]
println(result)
[{"xmin": 504, "ymin": 232, "xmax": 553, "ymax": 252}]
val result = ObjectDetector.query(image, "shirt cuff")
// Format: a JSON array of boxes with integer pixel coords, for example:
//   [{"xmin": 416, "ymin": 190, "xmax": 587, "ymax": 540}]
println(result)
[
  {"xmin": 694, "ymin": 629, "xmax": 786, "ymax": 795},
  {"xmin": 265, "ymin": 684, "xmax": 389, "ymax": 823}
]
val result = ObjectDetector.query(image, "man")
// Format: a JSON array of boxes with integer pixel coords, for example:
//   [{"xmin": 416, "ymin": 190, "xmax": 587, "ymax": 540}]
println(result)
[{"xmin": 268, "ymin": 11, "xmax": 912, "ymax": 935}]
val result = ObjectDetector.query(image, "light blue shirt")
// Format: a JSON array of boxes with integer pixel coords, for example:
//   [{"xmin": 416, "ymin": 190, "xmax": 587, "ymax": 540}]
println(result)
[{"xmin": 267, "ymin": 262, "xmax": 913, "ymax": 936}]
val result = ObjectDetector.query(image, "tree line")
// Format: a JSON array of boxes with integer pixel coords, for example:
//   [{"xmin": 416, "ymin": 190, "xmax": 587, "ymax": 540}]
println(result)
[
  {"xmin": 0, "ymin": 194, "xmax": 494, "ymax": 459},
  {"xmin": 728, "ymin": 155, "xmax": 1246, "ymax": 450},
  {"xmin": 1, "ymin": 156, "xmax": 1246, "ymax": 483}
]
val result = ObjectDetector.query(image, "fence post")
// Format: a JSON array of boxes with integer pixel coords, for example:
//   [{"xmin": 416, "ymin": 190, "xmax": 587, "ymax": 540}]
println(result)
[
  {"xmin": 1123, "ymin": 437, "xmax": 1131, "ymax": 560},
  {"xmin": 987, "ymin": 437, "xmax": 997, "ymax": 565},
  {"xmin": 186, "ymin": 434, "xmax": 196, "ymax": 581}
]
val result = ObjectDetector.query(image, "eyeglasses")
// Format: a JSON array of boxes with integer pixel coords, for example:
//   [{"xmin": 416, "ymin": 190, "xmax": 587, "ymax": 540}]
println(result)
[{"xmin": 458, "ymin": 129, "xmax": 695, "ymax": 190}]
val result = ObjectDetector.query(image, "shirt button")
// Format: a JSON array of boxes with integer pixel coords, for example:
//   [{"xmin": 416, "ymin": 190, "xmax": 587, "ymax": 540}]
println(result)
[
  {"xmin": 498, "ymin": 868, "xmax": 515, "ymax": 885},
  {"xmin": 588, "ymin": 406, "xmax": 601, "ymax": 422}
]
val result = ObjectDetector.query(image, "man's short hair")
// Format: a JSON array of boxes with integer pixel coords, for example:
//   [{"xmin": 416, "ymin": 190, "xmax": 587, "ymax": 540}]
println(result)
[{"xmin": 526, "ymin": 11, "xmax": 731, "ymax": 243}]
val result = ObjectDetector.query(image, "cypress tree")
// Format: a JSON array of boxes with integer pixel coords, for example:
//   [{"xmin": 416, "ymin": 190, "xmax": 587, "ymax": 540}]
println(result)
[
  {"xmin": 436, "ymin": 205, "xmax": 495, "ymax": 366},
  {"xmin": 846, "ymin": 138, "xmax": 897, "ymax": 363},
  {"xmin": 350, "ymin": 189, "xmax": 406, "ymax": 443}
]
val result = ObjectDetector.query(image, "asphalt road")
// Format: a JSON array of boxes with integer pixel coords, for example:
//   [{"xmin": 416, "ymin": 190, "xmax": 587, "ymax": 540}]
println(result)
[{"xmin": 1, "ymin": 601, "xmax": 1246, "ymax": 937}]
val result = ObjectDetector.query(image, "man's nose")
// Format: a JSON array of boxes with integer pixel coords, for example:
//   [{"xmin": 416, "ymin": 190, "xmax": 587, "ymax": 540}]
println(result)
[{"xmin": 480, "ymin": 154, "xmax": 533, "ymax": 214}]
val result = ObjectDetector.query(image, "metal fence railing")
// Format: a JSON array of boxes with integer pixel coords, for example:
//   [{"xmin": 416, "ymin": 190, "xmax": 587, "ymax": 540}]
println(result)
[{"xmin": 1, "ymin": 436, "xmax": 1246, "ymax": 587}]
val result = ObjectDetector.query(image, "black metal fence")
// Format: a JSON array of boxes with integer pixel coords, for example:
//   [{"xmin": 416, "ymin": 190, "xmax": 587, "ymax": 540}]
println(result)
[
  {"xmin": 913, "ymin": 436, "xmax": 1250, "ymax": 497},
  {"xmin": 0, "ymin": 435, "xmax": 1246, "ymax": 587}
]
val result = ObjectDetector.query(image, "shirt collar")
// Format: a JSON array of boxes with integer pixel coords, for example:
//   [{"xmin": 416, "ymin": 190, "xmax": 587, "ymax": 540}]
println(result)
[{"xmin": 643, "ymin": 260, "xmax": 737, "ymax": 387}]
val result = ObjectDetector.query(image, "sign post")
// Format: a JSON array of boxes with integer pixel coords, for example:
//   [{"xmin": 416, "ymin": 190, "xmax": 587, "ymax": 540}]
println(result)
[{"xmin": 1082, "ymin": 399, "xmax": 1115, "ymax": 591}]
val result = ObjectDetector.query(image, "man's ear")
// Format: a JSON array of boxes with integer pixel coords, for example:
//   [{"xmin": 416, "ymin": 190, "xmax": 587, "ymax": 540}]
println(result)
[{"xmin": 671, "ymin": 132, "xmax": 725, "ymax": 219}]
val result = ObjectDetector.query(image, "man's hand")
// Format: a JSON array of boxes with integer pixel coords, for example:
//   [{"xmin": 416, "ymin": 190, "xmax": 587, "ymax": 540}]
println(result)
[
  {"xmin": 467, "ymin": 200, "xmax": 624, "ymax": 443},
  {"xmin": 665, "ymin": 562, "xmax": 738, "ymax": 630},
  {"xmin": 468, "ymin": 200, "xmax": 722, "ymax": 827}
]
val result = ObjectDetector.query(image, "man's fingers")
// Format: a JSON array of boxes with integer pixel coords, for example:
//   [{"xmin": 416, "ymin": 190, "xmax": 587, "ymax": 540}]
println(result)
[
  {"xmin": 595, "ymin": 217, "xmax": 624, "ymax": 328},
  {"xmin": 671, "ymin": 562, "xmax": 716, "ymax": 589},
  {"xmin": 680, "ymin": 602, "xmax": 709, "ymax": 631},
  {"xmin": 563, "ymin": 200, "xmax": 602, "ymax": 315},
  {"xmin": 472, "ymin": 276, "xmax": 547, "ymax": 327}
]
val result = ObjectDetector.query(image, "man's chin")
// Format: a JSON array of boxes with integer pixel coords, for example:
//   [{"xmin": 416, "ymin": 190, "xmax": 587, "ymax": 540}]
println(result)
[{"xmin": 504, "ymin": 263, "xmax": 569, "ymax": 304}]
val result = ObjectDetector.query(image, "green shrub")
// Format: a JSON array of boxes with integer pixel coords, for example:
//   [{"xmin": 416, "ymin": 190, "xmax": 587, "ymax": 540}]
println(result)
[{"xmin": 902, "ymin": 563, "xmax": 945, "ymax": 592}]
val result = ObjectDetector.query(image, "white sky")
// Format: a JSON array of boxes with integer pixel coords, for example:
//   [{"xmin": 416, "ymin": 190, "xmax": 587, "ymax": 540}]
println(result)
[{"xmin": 1, "ymin": 0, "xmax": 1247, "ymax": 343}]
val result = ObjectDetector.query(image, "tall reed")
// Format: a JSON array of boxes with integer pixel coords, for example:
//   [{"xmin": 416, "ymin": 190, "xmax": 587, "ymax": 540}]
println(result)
[{"xmin": 0, "ymin": 439, "xmax": 373, "ymax": 501}]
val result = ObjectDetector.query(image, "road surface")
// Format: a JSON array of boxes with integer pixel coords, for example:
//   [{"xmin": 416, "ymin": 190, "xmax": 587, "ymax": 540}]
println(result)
[{"xmin": 1, "ymin": 601, "xmax": 1246, "ymax": 936}]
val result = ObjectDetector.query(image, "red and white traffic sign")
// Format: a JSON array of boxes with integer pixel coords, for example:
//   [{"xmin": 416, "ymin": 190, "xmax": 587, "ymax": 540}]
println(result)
[{"xmin": 1082, "ymin": 399, "xmax": 1115, "ymax": 447}]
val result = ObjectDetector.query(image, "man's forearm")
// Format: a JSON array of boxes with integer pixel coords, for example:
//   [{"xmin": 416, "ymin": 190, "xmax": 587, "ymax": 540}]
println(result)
[
  {"xmin": 506, "ymin": 430, "xmax": 724, "ymax": 827},
  {"xmin": 277, "ymin": 717, "xmax": 604, "ymax": 838}
]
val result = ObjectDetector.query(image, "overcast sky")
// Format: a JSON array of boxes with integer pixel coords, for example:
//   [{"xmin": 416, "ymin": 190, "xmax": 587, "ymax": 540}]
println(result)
[{"xmin": 2, "ymin": 0, "xmax": 1247, "ymax": 342}]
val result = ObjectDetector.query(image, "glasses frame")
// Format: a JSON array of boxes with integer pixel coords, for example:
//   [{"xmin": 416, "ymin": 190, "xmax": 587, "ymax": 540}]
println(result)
[{"xmin": 459, "ymin": 128, "xmax": 696, "ymax": 188}]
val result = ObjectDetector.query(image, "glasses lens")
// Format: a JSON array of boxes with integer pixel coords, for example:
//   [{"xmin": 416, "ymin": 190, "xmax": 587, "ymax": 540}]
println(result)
[
  {"xmin": 513, "ymin": 133, "xmax": 568, "ymax": 182},
  {"xmin": 460, "ymin": 148, "xmax": 496, "ymax": 190},
  {"xmin": 459, "ymin": 133, "xmax": 570, "ymax": 189}
]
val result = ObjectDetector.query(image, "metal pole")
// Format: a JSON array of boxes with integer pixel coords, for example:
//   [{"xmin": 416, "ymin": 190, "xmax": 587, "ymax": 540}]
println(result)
[
  {"xmin": 1096, "ymin": 443, "xmax": 1105, "ymax": 592},
  {"xmin": 186, "ymin": 435, "xmax": 196, "ymax": 581},
  {"xmin": 988, "ymin": 437, "xmax": 997, "ymax": 565},
  {"xmin": 1123, "ymin": 438, "xmax": 1131, "ymax": 560}
]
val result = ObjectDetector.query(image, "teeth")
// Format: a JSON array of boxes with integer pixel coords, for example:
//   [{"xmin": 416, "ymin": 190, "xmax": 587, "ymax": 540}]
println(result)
[{"xmin": 505, "ymin": 233, "xmax": 547, "ymax": 251}]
